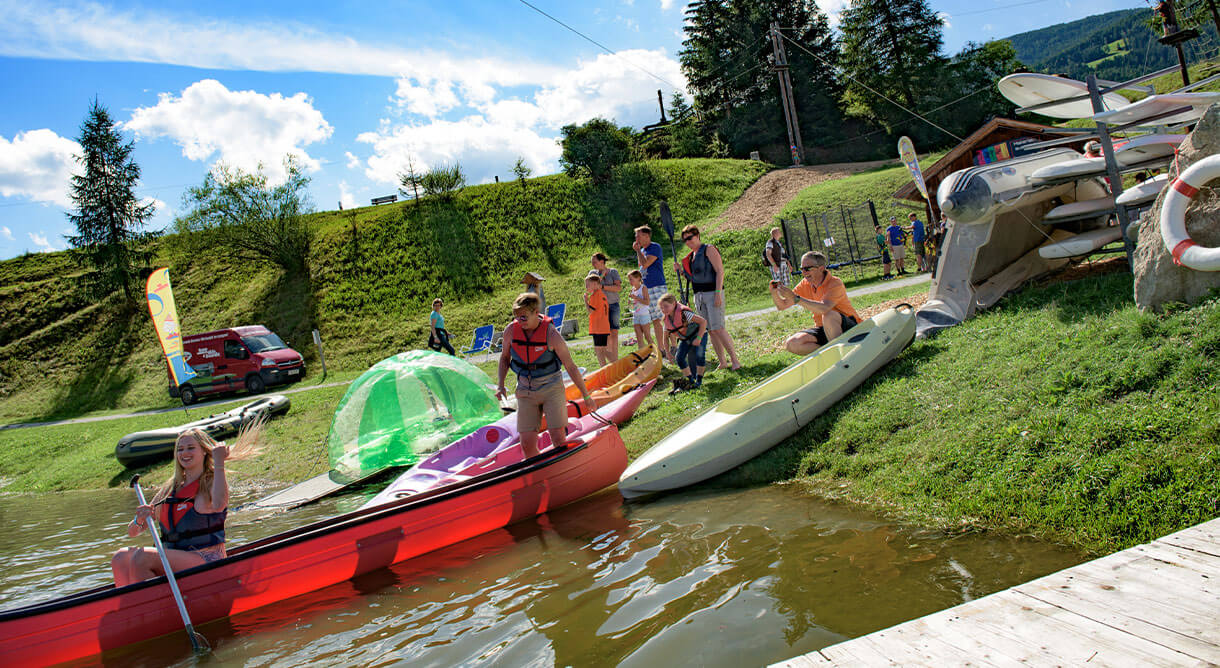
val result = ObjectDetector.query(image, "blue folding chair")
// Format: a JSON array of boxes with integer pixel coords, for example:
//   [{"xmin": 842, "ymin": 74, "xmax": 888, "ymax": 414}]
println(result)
[
  {"xmin": 545, "ymin": 302, "xmax": 566, "ymax": 325},
  {"xmin": 461, "ymin": 325, "xmax": 494, "ymax": 361}
]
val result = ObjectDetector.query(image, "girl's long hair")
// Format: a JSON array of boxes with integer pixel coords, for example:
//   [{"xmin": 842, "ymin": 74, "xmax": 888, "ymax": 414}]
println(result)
[{"xmin": 151, "ymin": 413, "xmax": 268, "ymax": 506}]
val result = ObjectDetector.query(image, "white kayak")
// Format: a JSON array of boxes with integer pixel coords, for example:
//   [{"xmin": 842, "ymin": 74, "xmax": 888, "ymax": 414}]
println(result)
[
  {"xmin": 1093, "ymin": 92, "xmax": 1220, "ymax": 128},
  {"xmin": 997, "ymin": 73, "xmax": 1130, "ymax": 118},
  {"xmin": 1043, "ymin": 196, "xmax": 1115, "ymax": 224},
  {"xmin": 618, "ymin": 306, "xmax": 916, "ymax": 498},
  {"xmin": 1030, "ymin": 134, "xmax": 1184, "ymax": 185},
  {"xmin": 1116, "ymin": 174, "xmax": 1169, "ymax": 206},
  {"xmin": 1038, "ymin": 227, "xmax": 1123, "ymax": 259}
]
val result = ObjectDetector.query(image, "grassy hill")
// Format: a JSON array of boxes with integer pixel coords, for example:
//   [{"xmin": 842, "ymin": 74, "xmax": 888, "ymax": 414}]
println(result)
[{"xmin": 0, "ymin": 158, "xmax": 769, "ymax": 423}]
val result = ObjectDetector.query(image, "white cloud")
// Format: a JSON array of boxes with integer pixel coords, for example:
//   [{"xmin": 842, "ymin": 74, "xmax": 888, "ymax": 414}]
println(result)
[
  {"xmin": 358, "ymin": 117, "xmax": 561, "ymax": 187},
  {"xmin": 1, "ymin": 226, "xmax": 12, "ymax": 240},
  {"xmin": 345, "ymin": 151, "xmax": 361, "ymax": 169},
  {"xmin": 338, "ymin": 181, "xmax": 358, "ymax": 209},
  {"xmin": 939, "ymin": 12, "xmax": 953, "ymax": 30},
  {"xmin": 125, "ymin": 79, "xmax": 333, "ymax": 181},
  {"xmin": 29, "ymin": 231, "xmax": 59, "ymax": 253},
  {"xmin": 530, "ymin": 49, "xmax": 683, "ymax": 128},
  {"xmin": 982, "ymin": 23, "xmax": 993, "ymax": 32},
  {"xmin": 0, "ymin": 1, "xmax": 559, "ymax": 91},
  {"xmin": 660, "ymin": 0, "xmax": 677, "ymax": 9},
  {"xmin": 0, "ymin": 129, "xmax": 80, "ymax": 208},
  {"xmin": 817, "ymin": 0, "xmax": 851, "ymax": 27}
]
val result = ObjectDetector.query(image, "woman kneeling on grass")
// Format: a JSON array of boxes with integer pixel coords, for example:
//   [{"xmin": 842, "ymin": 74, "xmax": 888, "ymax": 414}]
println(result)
[
  {"xmin": 111, "ymin": 419, "xmax": 264, "ymax": 586},
  {"xmin": 658, "ymin": 292, "xmax": 708, "ymax": 394}
]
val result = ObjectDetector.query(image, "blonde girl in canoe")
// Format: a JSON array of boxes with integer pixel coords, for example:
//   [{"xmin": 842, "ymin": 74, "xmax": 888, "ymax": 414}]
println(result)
[{"xmin": 111, "ymin": 418, "xmax": 265, "ymax": 586}]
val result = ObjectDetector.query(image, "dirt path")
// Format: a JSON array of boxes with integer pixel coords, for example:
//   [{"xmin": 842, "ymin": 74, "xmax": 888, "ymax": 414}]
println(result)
[{"xmin": 713, "ymin": 159, "xmax": 897, "ymax": 232}]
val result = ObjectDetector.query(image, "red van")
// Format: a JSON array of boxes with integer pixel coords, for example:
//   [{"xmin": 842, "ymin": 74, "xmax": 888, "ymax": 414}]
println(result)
[{"xmin": 171, "ymin": 325, "xmax": 306, "ymax": 404}]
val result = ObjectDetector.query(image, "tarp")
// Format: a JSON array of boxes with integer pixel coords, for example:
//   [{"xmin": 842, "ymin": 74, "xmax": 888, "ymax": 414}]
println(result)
[
  {"xmin": 326, "ymin": 350, "xmax": 502, "ymax": 477},
  {"xmin": 145, "ymin": 267, "xmax": 196, "ymax": 388}
]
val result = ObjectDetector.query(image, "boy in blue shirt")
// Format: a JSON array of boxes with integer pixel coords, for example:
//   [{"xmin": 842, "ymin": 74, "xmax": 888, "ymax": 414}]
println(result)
[{"xmin": 885, "ymin": 217, "xmax": 908, "ymax": 276}]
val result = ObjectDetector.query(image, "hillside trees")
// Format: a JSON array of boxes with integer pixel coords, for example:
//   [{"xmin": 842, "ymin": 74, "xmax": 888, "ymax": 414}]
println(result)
[
  {"xmin": 839, "ymin": 0, "xmax": 946, "ymax": 140},
  {"xmin": 680, "ymin": 0, "xmax": 843, "ymax": 160},
  {"xmin": 175, "ymin": 156, "xmax": 314, "ymax": 275},
  {"xmin": 65, "ymin": 100, "xmax": 157, "ymax": 308},
  {"xmin": 559, "ymin": 118, "xmax": 634, "ymax": 182}
]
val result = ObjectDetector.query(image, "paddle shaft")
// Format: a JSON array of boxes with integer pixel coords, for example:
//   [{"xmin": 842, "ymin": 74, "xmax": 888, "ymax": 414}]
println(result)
[{"xmin": 130, "ymin": 477, "xmax": 208, "ymax": 653}]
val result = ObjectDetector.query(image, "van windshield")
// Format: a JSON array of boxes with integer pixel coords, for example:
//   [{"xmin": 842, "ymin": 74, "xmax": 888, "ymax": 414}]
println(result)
[{"xmin": 241, "ymin": 333, "xmax": 287, "ymax": 353}]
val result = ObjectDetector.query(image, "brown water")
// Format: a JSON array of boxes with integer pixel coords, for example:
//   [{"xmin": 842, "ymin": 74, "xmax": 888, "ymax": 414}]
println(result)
[{"xmin": 0, "ymin": 484, "xmax": 1083, "ymax": 666}]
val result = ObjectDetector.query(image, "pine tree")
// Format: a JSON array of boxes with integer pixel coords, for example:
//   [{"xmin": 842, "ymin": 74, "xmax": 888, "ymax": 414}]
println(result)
[
  {"xmin": 66, "ymin": 100, "xmax": 156, "ymax": 308},
  {"xmin": 839, "ymin": 0, "xmax": 946, "ymax": 134}
]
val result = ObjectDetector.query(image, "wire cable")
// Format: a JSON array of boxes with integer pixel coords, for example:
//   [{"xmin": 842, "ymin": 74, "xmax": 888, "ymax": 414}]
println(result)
[
  {"xmin": 515, "ymin": 0, "xmax": 681, "ymax": 90},
  {"xmin": 779, "ymin": 32, "xmax": 964, "ymax": 141}
]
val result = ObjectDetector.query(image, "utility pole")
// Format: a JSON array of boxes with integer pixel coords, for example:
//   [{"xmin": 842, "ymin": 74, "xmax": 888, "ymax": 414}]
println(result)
[{"xmin": 769, "ymin": 22, "xmax": 805, "ymax": 166}]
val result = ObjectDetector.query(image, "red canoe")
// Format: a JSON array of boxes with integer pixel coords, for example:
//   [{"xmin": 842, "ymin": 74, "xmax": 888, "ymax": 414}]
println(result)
[{"xmin": 0, "ymin": 424, "xmax": 629, "ymax": 666}]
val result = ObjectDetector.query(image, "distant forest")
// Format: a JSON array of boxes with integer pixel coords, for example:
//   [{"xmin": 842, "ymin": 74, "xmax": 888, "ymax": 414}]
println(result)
[{"xmin": 1004, "ymin": 7, "xmax": 1219, "ymax": 81}]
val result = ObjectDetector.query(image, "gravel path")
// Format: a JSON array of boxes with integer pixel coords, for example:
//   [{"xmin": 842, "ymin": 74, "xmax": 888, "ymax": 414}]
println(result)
[{"xmin": 712, "ymin": 160, "xmax": 897, "ymax": 232}]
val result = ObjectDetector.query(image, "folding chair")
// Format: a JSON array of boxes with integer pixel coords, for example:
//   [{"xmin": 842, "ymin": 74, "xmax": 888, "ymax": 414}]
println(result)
[
  {"xmin": 461, "ymin": 325, "xmax": 494, "ymax": 361},
  {"xmin": 546, "ymin": 302, "xmax": 578, "ymax": 339}
]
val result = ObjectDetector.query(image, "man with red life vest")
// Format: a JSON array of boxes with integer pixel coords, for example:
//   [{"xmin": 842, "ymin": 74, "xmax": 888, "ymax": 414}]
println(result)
[{"xmin": 496, "ymin": 292, "xmax": 594, "ymax": 458}]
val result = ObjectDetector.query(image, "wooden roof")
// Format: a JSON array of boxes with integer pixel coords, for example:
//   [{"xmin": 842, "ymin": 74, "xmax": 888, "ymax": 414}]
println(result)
[{"xmin": 893, "ymin": 117, "xmax": 1087, "ymax": 203}]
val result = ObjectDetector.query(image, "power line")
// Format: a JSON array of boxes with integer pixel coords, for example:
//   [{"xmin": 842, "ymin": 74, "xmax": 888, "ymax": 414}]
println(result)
[
  {"xmin": 780, "ymin": 32, "xmax": 963, "ymax": 141},
  {"xmin": 515, "ymin": 0, "xmax": 681, "ymax": 90},
  {"xmin": 949, "ymin": 0, "xmax": 1054, "ymax": 18}
]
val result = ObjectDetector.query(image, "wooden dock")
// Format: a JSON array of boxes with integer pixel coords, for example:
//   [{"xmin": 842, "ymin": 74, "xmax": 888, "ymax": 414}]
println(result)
[{"xmin": 774, "ymin": 518, "xmax": 1220, "ymax": 667}]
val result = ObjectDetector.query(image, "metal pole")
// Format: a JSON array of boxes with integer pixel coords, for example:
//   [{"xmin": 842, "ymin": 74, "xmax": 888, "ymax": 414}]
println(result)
[
  {"xmin": 1086, "ymin": 75, "xmax": 1135, "ymax": 268},
  {"xmin": 781, "ymin": 219, "xmax": 795, "ymax": 271},
  {"xmin": 312, "ymin": 329, "xmax": 328, "ymax": 378},
  {"xmin": 801, "ymin": 212, "xmax": 814, "ymax": 260}
]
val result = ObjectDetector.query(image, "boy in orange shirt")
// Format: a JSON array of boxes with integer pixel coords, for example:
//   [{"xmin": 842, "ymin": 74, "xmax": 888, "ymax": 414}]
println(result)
[
  {"xmin": 585, "ymin": 273, "xmax": 612, "ymax": 366},
  {"xmin": 768, "ymin": 251, "xmax": 860, "ymax": 355}
]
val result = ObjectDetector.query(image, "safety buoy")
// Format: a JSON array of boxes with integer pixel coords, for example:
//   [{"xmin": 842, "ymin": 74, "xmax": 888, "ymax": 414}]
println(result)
[{"xmin": 1160, "ymin": 154, "xmax": 1220, "ymax": 271}]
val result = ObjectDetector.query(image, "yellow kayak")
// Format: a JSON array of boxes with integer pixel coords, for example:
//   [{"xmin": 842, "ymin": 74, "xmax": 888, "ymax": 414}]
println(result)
[
  {"xmin": 567, "ymin": 345, "xmax": 660, "ymax": 403},
  {"xmin": 619, "ymin": 306, "xmax": 915, "ymax": 497}
]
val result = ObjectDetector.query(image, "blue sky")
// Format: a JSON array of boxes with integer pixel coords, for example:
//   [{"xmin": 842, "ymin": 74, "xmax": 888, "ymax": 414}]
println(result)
[{"xmin": 0, "ymin": 0, "xmax": 1143, "ymax": 259}]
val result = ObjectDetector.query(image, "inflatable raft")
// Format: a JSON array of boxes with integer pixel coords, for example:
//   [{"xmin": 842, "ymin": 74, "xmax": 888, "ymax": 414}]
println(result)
[{"xmin": 114, "ymin": 395, "xmax": 290, "ymax": 468}]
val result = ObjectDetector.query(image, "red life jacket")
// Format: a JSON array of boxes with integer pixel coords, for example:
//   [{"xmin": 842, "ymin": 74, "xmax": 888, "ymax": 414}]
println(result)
[
  {"xmin": 157, "ymin": 478, "xmax": 226, "ymax": 550},
  {"xmin": 664, "ymin": 304, "xmax": 698, "ymax": 339},
  {"xmin": 507, "ymin": 315, "xmax": 561, "ymax": 379}
]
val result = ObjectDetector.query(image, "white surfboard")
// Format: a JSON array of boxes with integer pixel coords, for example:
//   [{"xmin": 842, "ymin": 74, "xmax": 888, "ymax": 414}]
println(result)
[
  {"xmin": 1038, "ymin": 226, "xmax": 1123, "ymax": 259},
  {"xmin": 998, "ymin": 73, "xmax": 1130, "ymax": 118},
  {"xmin": 1030, "ymin": 134, "xmax": 1182, "ymax": 184},
  {"xmin": 1043, "ymin": 196, "xmax": 1115, "ymax": 224},
  {"xmin": 1093, "ymin": 92, "xmax": 1220, "ymax": 127},
  {"xmin": 1115, "ymin": 174, "xmax": 1169, "ymax": 206}
]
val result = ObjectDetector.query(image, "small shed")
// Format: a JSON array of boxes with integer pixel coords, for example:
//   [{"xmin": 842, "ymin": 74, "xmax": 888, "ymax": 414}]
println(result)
[{"xmin": 893, "ymin": 117, "xmax": 1090, "ymax": 215}]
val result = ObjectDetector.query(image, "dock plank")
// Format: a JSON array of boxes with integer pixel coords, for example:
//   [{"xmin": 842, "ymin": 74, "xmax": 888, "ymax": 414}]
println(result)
[{"xmin": 1156, "ymin": 518, "xmax": 1220, "ymax": 558}]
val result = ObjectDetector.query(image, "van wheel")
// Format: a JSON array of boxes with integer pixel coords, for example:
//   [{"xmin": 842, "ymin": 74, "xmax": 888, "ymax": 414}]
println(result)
[
  {"xmin": 245, "ymin": 374, "xmax": 266, "ymax": 394},
  {"xmin": 179, "ymin": 384, "xmax": 197, "ymax": 405}
]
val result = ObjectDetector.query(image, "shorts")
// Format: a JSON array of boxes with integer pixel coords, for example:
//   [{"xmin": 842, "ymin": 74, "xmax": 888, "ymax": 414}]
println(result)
[
  {"xmin": 632, "ymin": 308, "xmax": 652, "ymax": 326},
  {"xmin": 769, "ymin": 261, "xmax": 790, "ymax": 287},
  {"xmin": 646, "ymin": 284, "xmax": 667, "ymax": 321},
  {"xmin": 693, "ymin": 291, "xmax": 726, "ymax": 331},
  {"xmin": 913, "ymin": 242, "xmax": 926, "ymax": 258},
  {"xmin": 592, "ymin": 333, "xmax": 609, "ymax": 346},
  {"xmin": 515, "ymin": 379, "xmax": 567, "ymax": 433},
  {"xmin": 801, "ymin": 313, "xmax": 859, "ymax": 346},
  {"xmin": 890, "ymin": 244, "xmax": 906, "ymax": 261},
  {"xmin": 190, "ymin": 543, "xmax": 227, "ymax": 563},
  {"xmin": 607, "ymin": 302, "xmax": 621, "ymax": 330},
  {"xmin": 881, "ymin": 249, "xmax": 891, "ymax": 264}
]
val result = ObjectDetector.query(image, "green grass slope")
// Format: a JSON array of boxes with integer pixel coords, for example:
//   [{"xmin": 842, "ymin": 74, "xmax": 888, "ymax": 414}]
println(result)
[{"xmin": 0, "ymin": 159, "xmax": 768, "ymax": 422}]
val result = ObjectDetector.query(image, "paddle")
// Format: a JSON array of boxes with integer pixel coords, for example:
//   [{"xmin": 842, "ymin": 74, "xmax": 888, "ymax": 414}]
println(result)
[
  {"xmin": 658, "ymin": 200, "xmax": 688, "ymax": 304},
  {"xmin": 129, "ymin": 474, "xmax": 211, "ymax": 655}
]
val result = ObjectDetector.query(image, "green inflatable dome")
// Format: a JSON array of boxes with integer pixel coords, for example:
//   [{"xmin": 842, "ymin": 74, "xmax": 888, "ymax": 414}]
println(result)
[{"xmin": 327, "ymin": 350, "xmax": 502, "ymax": 477}]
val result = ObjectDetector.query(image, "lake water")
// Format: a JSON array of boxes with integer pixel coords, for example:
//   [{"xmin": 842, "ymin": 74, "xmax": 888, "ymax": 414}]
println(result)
[{"xmin": 0, "ymin": 483, "xmax": 1083, "ymax": 666}]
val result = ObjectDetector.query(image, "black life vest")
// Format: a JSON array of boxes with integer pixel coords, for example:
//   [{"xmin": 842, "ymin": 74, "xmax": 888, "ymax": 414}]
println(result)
[
  {"xmin": 157, "ymin": 478, "xmax": 226, "ymax": 550},
  {"xmin": 508, "ymin": 316, "xmax": 562, "ymax": 379},
  {"xmin": 681, "ymin": 244, "xmax": 717, "ymax": 292}
]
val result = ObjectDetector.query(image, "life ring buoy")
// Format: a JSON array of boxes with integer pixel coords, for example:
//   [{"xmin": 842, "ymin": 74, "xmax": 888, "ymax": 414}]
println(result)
[{"xmin": 1160, "ymin": 154, "xmax": 1220, "ymax": 271}]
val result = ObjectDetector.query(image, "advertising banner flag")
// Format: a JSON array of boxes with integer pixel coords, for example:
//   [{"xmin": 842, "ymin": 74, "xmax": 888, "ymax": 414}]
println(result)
[
  {"xmin": 898, "ymin": 136, "xmax": 930, "ymax": 202},
  {"xmin": 145, "ymin": 267, "xmax": 196, "ymax": 387}
]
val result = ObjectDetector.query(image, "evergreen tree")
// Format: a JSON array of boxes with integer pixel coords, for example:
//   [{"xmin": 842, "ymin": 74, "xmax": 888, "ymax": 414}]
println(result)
[
  {"xmin": 679, "ymin": 0, "xmax": 843, "ymax": 161},
  {"xmin": 66, "ymin": 100, "xmax": 156, "ymax": 307},
  {"xmin": 839, "ymin": 0, "xmax": 946, "ymax": 136}
]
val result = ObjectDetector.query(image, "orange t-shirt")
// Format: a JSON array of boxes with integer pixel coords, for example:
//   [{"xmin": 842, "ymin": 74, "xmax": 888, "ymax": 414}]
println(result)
[
  {"xmin": 586, "ymin": 289, "xmax": 610, "ymax": 334},
  {"xmin": 793, "ymin": 272, "xmax": 859, "ymax": 327}
]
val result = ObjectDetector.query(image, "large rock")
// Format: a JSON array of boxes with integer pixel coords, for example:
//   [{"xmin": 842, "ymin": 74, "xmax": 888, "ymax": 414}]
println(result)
[{"xmin": 1130, "ymin": 105, "xmax": 1220, "ymax": 311}]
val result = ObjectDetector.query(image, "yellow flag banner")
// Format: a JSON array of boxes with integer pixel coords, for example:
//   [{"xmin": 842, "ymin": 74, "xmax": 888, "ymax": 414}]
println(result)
[
  {"xmin": 145, "ymin": 267, "xmax": 197, "ymax": 388},
  {"xmin": 898, "ymin": 136, "xmax": 930, "ymax": 202}
]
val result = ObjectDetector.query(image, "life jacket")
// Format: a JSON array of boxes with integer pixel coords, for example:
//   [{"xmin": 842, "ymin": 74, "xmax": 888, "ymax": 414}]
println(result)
[
  {"xmin": 157, "ymin": 478, "xmax": 226, "ymax": 550},
  {"xmin": 681, "ymin": 244, "xmax": 717, "ymax": 290},
  {"xmin": 508, "ymin": 315, "xmax": 562, "ymax": 379},
  {"xmin": 664, "ymin": 304, "xmax": 699, "ymax": 340}
]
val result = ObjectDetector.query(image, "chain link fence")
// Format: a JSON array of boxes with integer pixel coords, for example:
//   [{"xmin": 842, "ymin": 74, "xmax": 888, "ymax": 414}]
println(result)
[{"xmin": 778, "ymin": 201, "xmax": 889, "ymax": 281}]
